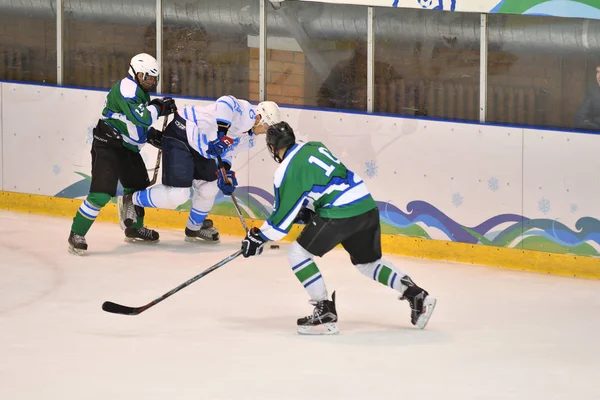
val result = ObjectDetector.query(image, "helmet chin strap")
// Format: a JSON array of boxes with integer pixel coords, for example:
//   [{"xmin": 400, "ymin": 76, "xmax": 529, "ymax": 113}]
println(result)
[
  {"xmin": 268, "ymin": 144, "xmax": 281, "ymax": 163},
  {"xmin": 130, "ymin": 64, "xmax": 156, "ymax": 92},
  {"xmin": 130, "ymin": 64, "xmax": 142, "ymax": 86},
  {"xmin": 269, "ymin": 144, "xmax": 290, "ymax": 163}
]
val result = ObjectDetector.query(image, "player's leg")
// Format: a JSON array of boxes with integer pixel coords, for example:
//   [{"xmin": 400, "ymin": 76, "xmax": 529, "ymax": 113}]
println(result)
[
  {"xmin": 291, "ymin": 216, "xmax": 356, "ymax": 335},
  {"xmin": 117, "ymin": 148, "xmax": 159, "ymax": 243},
  {"xmin": 125, "ymin": 134, "xmax": 193, "ymax": 216},
  {"xmin": 68, "ymin": 138, "xmax": 119, "ymax": 255},
  {"xmin": 119, "ymin": 119, "xmax": 194, "ymax": 227},
  {"xmin": 341, "ymin": 208, "xmax": 437, "ymax": 329},
  {"xmin": 184, "ymin": 152, "xmax": 220, "ymax": 243},
  {"xmin": 185, "ymin": 179, "xmax": 219, "ymax": 243}
]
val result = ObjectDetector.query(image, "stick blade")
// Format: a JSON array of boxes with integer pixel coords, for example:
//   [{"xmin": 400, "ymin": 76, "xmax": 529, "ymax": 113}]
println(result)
[{"xmin": 102, "ymin": 301, "xmax": 141, "ymax": 316}]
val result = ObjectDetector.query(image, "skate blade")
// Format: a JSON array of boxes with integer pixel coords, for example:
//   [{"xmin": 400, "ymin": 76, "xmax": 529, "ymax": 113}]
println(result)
[
  {"xmin": 416, "ymin": 296, "xmax": 437, "ymax": 329},
  {"xmin": 124, "ymin": 237, "xmax": 160, "ymax": 244},
  {"xmin": 68, "ymin": 245, "xmax": 85, "ymax": 256},
  {"xmin": 297, "ymin": 322, "xmax": 339, "ymax": 335},
  {"xmin": 184, "ymin": 236, "xmax": 220, "ymax": 244},
  {"xmin": 116, "ymin": 196, "xmax": 126, "ymax": 230}
]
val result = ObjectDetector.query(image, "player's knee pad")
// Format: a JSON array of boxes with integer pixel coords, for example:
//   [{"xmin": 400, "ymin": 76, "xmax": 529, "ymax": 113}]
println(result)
[
  {"xmin": 164, "ymin": 186, "xmax": 191, "ymax": 209},
  {"xmin": 87, "ymin": 192, "xmax": 112, "ymax": 208},
  {"xmin": 288, "ymin": 241, "xmax": 315, "ymax": 266},
  {"xmin": 192, "ymin": 179, "xmax": 219, "ymax": 200}
]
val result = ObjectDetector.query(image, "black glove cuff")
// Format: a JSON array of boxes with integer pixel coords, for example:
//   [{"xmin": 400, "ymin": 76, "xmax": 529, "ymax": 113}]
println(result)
[{"xmin": 217, "ymin": 121, "xmax": 231, "ymax": 138}]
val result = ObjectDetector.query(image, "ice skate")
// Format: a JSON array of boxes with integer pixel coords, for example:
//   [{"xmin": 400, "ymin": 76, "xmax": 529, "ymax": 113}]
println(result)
[
  {"xmin": 399, "ymin": 276, "xmax": 437, "ymax": 329},
  {"xmin": 117, "ymin": 193, "xmax": 137, "ymax": 229},
  {"xmin": 297, "ymin": 291, "xmax": 339, "ymax": 335},
  {"xmin": 68, "ymin": 231, "xmax": 88, "ymax": 256},
  {"xmin": 185, "ymin": 219, "xmax": 220, "ymax": 243},
  {"xmin": 124, "ymin": 226, "xmax": 159, "ymax": 243}
]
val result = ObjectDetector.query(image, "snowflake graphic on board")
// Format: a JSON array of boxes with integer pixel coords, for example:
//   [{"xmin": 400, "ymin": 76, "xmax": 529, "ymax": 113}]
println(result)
[
  {"xmin": 487, "ymin": 177, "xmax": 500, "ymax": 192},
  {"xmin": 52, "ymin": 164, "xmax": 61, "ymax": 175},
  {"xmin": 452, "ymin": 192, "xmax": 464, "ymax": 207},
  {"xmin": 571, "ymin": 204, "xmax": 578, "ymax": 213},
  {"xmin": 364, "ymin": 160, "xmax": 378, "ymax": 178},
  {"xmin": 538, "ymin": 198, "xmax": 551, "ymax": 214}
]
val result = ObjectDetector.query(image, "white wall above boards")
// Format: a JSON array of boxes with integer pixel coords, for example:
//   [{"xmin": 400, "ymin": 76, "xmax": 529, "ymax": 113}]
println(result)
[{"xmin": 522, "ymin": 128, "xmax": 600, "ymax": 256}]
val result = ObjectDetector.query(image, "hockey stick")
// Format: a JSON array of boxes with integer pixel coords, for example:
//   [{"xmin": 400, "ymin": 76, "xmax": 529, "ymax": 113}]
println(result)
[
  {"xmin": 102, "ymin": 249, "xmax": 243, "ymax": 316},
  {"xmin": 148, "ymin": 115, "xmax": 169, "ymax": 186},
  {"xmin": 148, "ymin": 149, "xmax": 162, "ymax": 186},
  {"xmin": 216, "ymin": 154, "xmax": 249, "ymax": 233}
]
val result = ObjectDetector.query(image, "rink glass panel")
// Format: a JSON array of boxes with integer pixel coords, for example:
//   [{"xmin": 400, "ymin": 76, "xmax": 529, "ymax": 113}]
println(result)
[
  {"xmin": 265, "ymin": 1, "xmax": 368, "ymax": 111},
  {"xmin": 161, "ymin": 0, "xmax": 253, "ymax": 99},
  {"xmin": 0, "ymin": 1, "xmax": 57, "ymax": 84},
  {"xmin": 486, "ymin": 14, "xmax": 600, "ymax": 130},
  {"xmin": 373, "ymin": 8, "xmax": 481, "ymax": 120},
  {"xmin": 63, "ymin": 0, "xmax": 156, "ymax": 89}
]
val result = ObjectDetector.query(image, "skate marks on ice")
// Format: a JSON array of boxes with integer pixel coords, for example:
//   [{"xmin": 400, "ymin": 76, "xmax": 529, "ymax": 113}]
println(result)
[
  {"xmin": 220, "ymin": 313, "xmax": 448, "ymax": 345},
  {"xmin": 0, "ymin": 216, "xmax": 64, "ymax": 315}
]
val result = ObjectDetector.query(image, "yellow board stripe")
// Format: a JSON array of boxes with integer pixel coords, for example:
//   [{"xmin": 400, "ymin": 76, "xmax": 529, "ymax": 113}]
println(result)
[{"xmin": 1, "ymin": 190, "xmax": 599, "ymax": 279}]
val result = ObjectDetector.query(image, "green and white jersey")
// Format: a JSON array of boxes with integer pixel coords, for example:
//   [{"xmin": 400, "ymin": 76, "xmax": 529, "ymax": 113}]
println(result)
[
  {"xmin": 259, "ymin": 141, "xmax": 377, "ymax": 241},
  {"xmin": 102, "ymin": 76, "xmax": 160, "ymax": 152}
]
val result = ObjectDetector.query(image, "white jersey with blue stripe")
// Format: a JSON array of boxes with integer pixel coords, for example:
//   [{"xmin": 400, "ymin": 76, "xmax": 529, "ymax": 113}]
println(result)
[{"xmin": 180, "ymin": 95, "xmax": 257, "ymax": 164}]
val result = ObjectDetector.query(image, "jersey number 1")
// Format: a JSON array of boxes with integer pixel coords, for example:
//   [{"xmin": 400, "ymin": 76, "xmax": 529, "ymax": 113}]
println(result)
[
  {"xmin": 308, "ymin": 147, "xmax": 340, "ymax": 177},
  {"xmin": 135, "ymin": 103, "xmax": 145, "ymax": 117}
]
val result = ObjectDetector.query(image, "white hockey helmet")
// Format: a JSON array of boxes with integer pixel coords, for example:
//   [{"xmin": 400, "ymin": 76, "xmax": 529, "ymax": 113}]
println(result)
[
  {"xmin": 128, "ymin": 53, "xmax": 160, "ymax": 91},
  {"xmin": 255, "ymin": 101, "xmax": 281, "ymax": 126}
]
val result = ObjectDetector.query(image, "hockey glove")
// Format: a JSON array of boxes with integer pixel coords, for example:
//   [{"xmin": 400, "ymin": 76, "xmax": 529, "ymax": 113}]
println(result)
[
  {"xmin": 216, "ymin": 169, "xmax": 238, "ymax": 196},
  {"xmin": 149, "ymin": 97, "xmax": 177, "ymax": 117},
  {"xmin": 241, "ymin": 227, "xmax": 268, "ymax": 258},
  {"xmin": 146, "ymin": 127, "xmax": 163, "ymax": 149},
  {"xmin": 293, "ymin": 206, "xmax": 316, "ymax": 225},
  {"xmin": 207, "ymin": 135, "xmax": 235, "ymax": 157}
]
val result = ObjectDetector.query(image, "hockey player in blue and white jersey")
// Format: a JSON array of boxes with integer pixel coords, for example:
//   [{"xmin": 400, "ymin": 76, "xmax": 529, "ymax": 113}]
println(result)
[{"xmin": 118, "ymin": 96, "xmax": 281, "ymax": 242}]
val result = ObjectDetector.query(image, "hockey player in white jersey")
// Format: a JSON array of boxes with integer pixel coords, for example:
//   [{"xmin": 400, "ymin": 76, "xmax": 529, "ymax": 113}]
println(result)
[{"xmin": 118, "ymin": 96, "xmax": 281, "ymax": 242}]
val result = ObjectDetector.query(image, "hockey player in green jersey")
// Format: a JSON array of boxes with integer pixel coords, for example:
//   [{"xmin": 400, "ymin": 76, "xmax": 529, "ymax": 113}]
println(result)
[
  {"xmin": 241, "ymin": 121, "xmax": 437, "ymax": 335},
  {"xmin": 68, "ymin": 53, "xmax": 177, "ymax": 255}
]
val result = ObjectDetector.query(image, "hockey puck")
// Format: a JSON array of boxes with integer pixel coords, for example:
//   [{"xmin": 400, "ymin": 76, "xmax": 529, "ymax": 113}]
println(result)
[{"xmin": 270, "ymin": 244, "xmax": 280, "ymax": 249}]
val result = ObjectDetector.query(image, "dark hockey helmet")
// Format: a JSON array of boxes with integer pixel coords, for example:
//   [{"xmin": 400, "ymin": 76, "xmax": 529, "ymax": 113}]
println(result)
[{"xmin": 266, "ymin": 121, "xmax": 296, "ymax": 163}]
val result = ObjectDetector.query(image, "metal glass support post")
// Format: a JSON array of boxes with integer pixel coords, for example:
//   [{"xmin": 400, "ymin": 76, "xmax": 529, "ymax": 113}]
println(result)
[
  {"xmin": 259, "ymin": 0, "xmax": 267, "ymax": 102},
  {"xmin": 56, "ymin": 0, "xmax": 63, "ymax": 85},
  {"xmin": 156, "ymin": 0, "xmax": 163, "ymax": 94},
  {"xmin": 367, "ymin": 7, "xmax": 374, "ymax": 113},
  {"xmin": 479, "ymin": 13, "xmax": 488, "ymax": 123}
]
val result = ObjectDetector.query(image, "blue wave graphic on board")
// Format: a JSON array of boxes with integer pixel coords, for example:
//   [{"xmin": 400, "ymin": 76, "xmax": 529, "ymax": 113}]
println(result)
[{"xmin": 54, "ymin": 173, "xmax": 600, "ymax": 256}]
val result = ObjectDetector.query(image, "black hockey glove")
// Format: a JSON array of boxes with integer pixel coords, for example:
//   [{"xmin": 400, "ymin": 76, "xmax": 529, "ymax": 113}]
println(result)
[
  {"xmin": 241, "ymin": 227, "xmax": 268, "ymax": 258},
  {"xmin": 149, "ymin": 97, "xmax": 177, "ymax": 117},
  {"xmin": 293, "ymin": 206, "xmax": 316, "ymax": 225},
  {"xmin": 146, "ymin": 127, "xmax": 163, "ymax": 149}
]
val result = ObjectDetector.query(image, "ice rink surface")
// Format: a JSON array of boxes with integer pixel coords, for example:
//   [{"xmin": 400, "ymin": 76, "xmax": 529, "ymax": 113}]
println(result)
[{"xmin": 1, "ymin": 210, "xmax": 599, "ymax": 400}]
